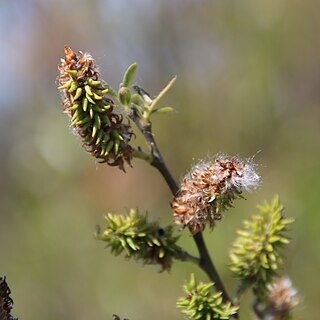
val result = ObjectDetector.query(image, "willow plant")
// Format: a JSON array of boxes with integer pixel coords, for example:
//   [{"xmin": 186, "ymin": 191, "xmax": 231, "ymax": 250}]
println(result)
[{"xmin": 56, "ymin": 46, "xmax": 299, "ymax": 320}]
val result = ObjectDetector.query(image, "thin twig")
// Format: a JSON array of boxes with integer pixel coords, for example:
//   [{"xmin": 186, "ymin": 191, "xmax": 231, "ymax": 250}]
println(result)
[
  {"xmin": 130, "ymin": 110, "xmax": 232, "ymax": 303},
  {"xmin": 176, "ymin": 249, "xmax": 201, "ymax": 265}
]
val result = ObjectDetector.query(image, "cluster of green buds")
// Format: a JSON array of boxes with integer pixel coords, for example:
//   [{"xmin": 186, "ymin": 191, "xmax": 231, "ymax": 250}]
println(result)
[
  {"xmin": 177, "ymin": 274, "xmax": 238, "ymax": 320},
  {"xmin": 229, "ymin": 196, "xmax": 294, "ymax": 300},
  {"xmin": 57, "ymin": 47, "xmax": 134, "ymax": 171},
  {"xmin": 95, "ymin": 209, "xmax": 186, "ymax": 271},
  {"xmin": 0, "ymin": 277, "xmax": 16, "ymax": 320}
]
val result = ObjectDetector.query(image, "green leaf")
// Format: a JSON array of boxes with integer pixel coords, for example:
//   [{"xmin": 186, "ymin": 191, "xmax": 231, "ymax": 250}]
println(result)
[
  {"xmin": 151, "ymin": 107, "xmax": 174, "ymax": 115},
  {"xmin": 122, "ymin": 63, "xmax": 137, "ymax": 87}
]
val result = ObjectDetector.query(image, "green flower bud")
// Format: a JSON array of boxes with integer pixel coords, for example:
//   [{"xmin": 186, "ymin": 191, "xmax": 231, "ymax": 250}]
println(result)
[
  {"xmin": 118, "ymin": 86, "xmax": 132, "ymax": 106},
  {"xmin": 229, "ymin": 196, "xmax": 294, "ymax": 299},
  {"xmin": 177, "ymin": 274, "xmax": 238, "ymax": 320},
  {"xmin": 95, "ymin": 209, "xmax": 183, "ymax": 272}
]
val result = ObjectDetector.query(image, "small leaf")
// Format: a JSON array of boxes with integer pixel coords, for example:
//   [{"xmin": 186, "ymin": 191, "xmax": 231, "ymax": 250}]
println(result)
[
  {"xmin": 151, "ymin": 107, "xmax": 174, "ymax": 115},
  {"xmin": 122, "ymin": 62, "xmax": 137, "ymax": 87}
]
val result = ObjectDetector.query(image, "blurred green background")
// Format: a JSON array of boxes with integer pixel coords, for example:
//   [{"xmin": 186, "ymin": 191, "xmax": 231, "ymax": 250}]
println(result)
[{"xmin": 1, "ymin": 1, "xmax": 319, "ymax": 319}]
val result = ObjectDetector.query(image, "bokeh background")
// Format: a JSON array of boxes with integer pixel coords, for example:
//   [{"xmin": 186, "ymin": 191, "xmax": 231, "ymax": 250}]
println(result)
[{"xmin": 1, "ymin": 1, "xmax": 319, "ymax": 319}]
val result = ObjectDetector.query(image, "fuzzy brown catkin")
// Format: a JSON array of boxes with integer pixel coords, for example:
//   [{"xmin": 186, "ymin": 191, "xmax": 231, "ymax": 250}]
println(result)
[{"xmin": 172, "ymin": 155, "xmax": 260, "ymax": 234}]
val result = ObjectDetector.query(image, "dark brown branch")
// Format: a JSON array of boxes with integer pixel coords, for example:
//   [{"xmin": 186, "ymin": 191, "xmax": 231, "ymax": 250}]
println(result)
[
  {"xmin": 193, "ymin": 232, "xmax": 230, "ymax": 301},
  {"xmin": 130, "ymin": 111, "xmax": 231, "ymax": 303},
  {"xmin": 139, "ymin": 123, "xmax": 178, "ymax": 195}
]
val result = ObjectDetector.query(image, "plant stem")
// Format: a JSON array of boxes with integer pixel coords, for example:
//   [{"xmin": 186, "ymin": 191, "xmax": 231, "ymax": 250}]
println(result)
[
  {"xmin": 176, "ymin": 249, "xmax": 201, "ymax": 265},
  {"xmin": 130, "ymin": 111, "xmax": 232, "ymax": 303}
]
